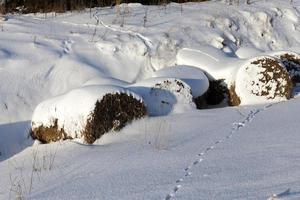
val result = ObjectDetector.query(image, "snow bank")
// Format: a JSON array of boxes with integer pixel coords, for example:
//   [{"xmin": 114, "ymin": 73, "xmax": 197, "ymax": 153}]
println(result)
[
  {"xmin": 31, "ymin": 85, "xmax": 145, "ymax": 143},
  {"xmin": 176, "ymin": 47, "xmax": 243, "ymax": 82},
  {"xmin": 129, "ymin": 77, "xmax": 196, "ymax": 116},
  {"xmin": 83, "ymin": 76, "xmax": 130, "ymax": 87},
  {"xmin": 235, "ymin": 47, "xmax": 263, "ymax": 59}
]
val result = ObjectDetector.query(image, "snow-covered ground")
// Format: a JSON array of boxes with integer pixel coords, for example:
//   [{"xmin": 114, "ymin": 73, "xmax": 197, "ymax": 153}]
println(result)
[{"xmin": 1, "ymin": 0, "xmax": 300, "ymax": 199}]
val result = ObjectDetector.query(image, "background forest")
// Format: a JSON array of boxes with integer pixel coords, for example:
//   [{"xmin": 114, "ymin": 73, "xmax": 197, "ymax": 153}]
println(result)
[{"xmin": 0, "ymin": 0, "xmax": 209, "ymax": 13}]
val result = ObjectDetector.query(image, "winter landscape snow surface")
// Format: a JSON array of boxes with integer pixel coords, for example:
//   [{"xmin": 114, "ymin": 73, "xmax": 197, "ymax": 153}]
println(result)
[{"xmin": 1, "ymin": 0, "xmax": 300, "ymax": 199}]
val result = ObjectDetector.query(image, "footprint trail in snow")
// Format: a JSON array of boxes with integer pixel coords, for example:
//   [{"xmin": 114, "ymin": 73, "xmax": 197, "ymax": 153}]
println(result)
[{"xmin": 165, "ymin": 103, "xmax": 275, "ymax": 200}]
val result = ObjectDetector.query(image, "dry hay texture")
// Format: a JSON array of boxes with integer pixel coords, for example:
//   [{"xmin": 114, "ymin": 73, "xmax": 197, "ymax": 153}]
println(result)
[
  {"xmin": 277, "ymin": 53, "xmax": 300, "ymax": 85},
  {"xmin": 30, "ymin": 119, "xmax": 72, "ymax": 144},
  {"xmin": 228, "ymin": 84, "xmax": 241, "ymax": 106},
  {"xmin": 235, "ymin": 57, "xmax": 293, "ymax": 105},
  {"xmin": 31, "ymin": 93, "xmax": 147, "ymax": 144},
  {"xmin": 250, "ymin": 58, "xmax": 292, "ymax": 98},
  {"xmin": 83, "ymin": 93, "xmax": 147, "ymax": 144}
]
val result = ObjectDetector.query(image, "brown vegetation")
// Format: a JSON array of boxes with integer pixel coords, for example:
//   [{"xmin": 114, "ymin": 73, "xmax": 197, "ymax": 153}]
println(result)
[
  {"xmin": 0, "ymin": 0, "xmax": 211, "ymax": 14},
  {"xmin": 30, "ymin": 119, "xmax": 71, "ymax": 144},
  {"xmin": 250, "ymin": 58, "xmax": 293, "ymax": 99},
  {"xmin": 228, "ymin": 84, "xmax": 241, "ymax": 106},
  {"xmin": 83, "ymin": 93, "xmax": 147, "ymax": 144}
]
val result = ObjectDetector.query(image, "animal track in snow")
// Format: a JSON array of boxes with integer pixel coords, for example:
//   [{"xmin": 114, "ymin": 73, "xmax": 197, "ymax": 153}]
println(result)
[
  {"xmin": 62, "ymin": 39, "xmax": 74, "ymax": 55},
  {"xmin": 164, "ymin": 103, "xmax": 274, "ymax": 200}
]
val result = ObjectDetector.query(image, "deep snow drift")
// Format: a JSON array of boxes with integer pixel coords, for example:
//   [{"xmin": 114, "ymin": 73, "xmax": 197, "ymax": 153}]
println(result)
[{"xmin": 1, "ymin": 0, "xmax": 300, "ymax": 199}]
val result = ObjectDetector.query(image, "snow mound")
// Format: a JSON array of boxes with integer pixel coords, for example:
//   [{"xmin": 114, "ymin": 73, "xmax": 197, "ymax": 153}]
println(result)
[
  {"xmin": 176, "ymin": 47, "xmax": 242, "ymax": 82},
  {"xmin": 152, "ymin": 65, "xmax": 209, "ymax": 98},
  {"xmin": 235, "ymin": 56, "xmax": 293, "ymax": 105},
  {"xmin": 31, "ymin": 85, "xmax": 145, "ymax": 143},
  {"xmin": 83, "ymin": 76, "xmax": 130, "ymax": 87},
  {"xmin": 235, "ymin": 47, "xmax": 263, "ymax": 59},
  {"xmin": 129, "ymin": 78, "xmax": 196, "ymax": 116}
]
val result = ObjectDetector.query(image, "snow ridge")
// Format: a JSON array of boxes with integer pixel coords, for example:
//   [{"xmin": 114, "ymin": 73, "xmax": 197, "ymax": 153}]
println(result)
[
  {"xmin": 164, "ymin": 103, "xmax": 275, "ymax": 200},
  {"xmin": 93, "ymin": 11, "xmax": 154, "ymax": 54}
]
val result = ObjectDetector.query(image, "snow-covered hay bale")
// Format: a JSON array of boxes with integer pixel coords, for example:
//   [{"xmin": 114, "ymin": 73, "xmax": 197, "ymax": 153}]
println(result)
[
  {"xmin": 129, "ymin": 78, "xmax": 196, "ymax": 116},
  {"xmin": 234, "ymin": 56, "xmax": 293, "ymax": 105},
  {"xmin": 270, "ymin": 51, "xmax": 300, "ymax": 85},
  {"xmin": 31, "ymin": 86, "xmax": 147, "ymax": 144},
  {"xmin": 152, "ymin": 65, "xmax": 209, "ymax": 108}
]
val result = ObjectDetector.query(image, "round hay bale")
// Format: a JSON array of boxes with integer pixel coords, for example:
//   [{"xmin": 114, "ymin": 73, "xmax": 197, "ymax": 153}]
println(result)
[
  {"xmin": 83, "ymin": 93, "xmax": 147, "ymax": 144},
  {"xmin": 31, "ymin": 85, "xmax": 146, "ymax": 144},
  {"xmin": 235, "ymin": 56, "xmax": 293, "ymax": 105},
  {"xmin": 152, "ymin": 65, "xmax": 209, "ymax": 97},
  {"xmin": 129, "ymin": 78, "xmax": 196, "ymax": 116},
  {"xmin": 152, "ymin": 65, "xmax": 209, "ymax": 109},
  {"xmin": 270, "ymin": 51, "xmax": 300, "ymax": 85}
]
